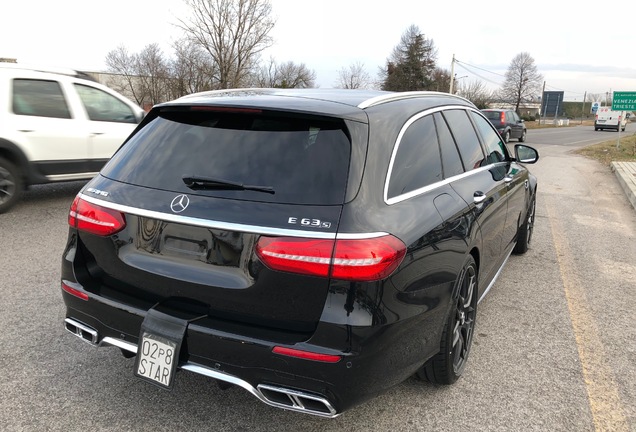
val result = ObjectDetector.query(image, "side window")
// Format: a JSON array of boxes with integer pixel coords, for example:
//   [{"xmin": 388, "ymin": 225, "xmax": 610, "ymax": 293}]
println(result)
[
  {"xmin": 469, "ymin": 111, "xmax": 507, "ymax": 164},
  {"xmin": 388, "ymin": 114, "xmax": 442, "ymax": 199},
  {"xmin": 433, "ymin": 112, "xmax": 464, "ymax": 178},
  {"xmin": 442, "ymin": 109, "xmax": 485, "ymax": 171},
  {"xmin": 74, "ymin": 84, "xmax": 137, "ymax": 123},
  {"xmin": 12, "ymin": 79, "xmax": 71, "ymax": 119}
]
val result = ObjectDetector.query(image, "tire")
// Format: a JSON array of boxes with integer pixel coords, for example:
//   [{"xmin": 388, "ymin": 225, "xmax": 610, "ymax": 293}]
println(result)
[
  {"xmin": 418, "ymin": 255, "xmax": 478, "ymax": 384},
  {"xmin": 518, "ymin": 129, "xmax": 526, "ymax": 142},
  {"xmin": 594, "ymin": 128, "xmax": 599, "ymax": 131},
  {"xmin": 513, "ymin": 194, "xmax": 536, "ymax": 255},
  {"xmin": 503, "ymin": 130, "xmax": 510, "ymax": 143},
  {"xmin": 0, "ymin": 157, "xmax": 24, "ymax": 214}
]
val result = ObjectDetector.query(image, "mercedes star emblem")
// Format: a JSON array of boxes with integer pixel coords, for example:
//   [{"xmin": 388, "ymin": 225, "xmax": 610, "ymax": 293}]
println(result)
[{"xmin": 170, "ymin": 194, "xmax": 190, "ymax": 213}]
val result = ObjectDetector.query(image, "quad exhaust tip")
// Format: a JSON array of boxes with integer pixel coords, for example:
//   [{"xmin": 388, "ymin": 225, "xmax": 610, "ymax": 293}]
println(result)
[
  {"xmin": 63, "ymin": 318, "xmax": 339, "ymax": 418},
  {"xmin": 64, "ymin": 318, "xmax": 98, "ymax": 345}
]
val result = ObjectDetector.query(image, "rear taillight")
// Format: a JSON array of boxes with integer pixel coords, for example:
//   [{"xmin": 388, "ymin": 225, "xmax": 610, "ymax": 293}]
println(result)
[
  {"xmin": 500, "ymin": 111, "xmax": 506, "ymax": 124},
  {"xmin": 68, "ymin": 195, "xmax": 126, "ymax": 236},
  {"xmin": 256, "ymin": 235, "xmax": 406, "ymax": 281}
]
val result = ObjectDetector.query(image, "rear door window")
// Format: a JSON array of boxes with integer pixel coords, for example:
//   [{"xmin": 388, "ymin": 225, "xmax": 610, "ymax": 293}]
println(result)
[
  {"xmin": 102, "ymin": 109, "xmax": 352, "ymax": 205},
  {"xmin": 442, "ymin": 109, "xmax": 485, "ymax": 171},
  {"xmin": 433, "ymin": 112, "xmax": 465, "ymax": 178}
]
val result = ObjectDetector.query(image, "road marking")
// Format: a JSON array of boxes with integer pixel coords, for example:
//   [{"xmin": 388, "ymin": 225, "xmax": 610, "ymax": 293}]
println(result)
[{"xmin": 545, "ymin": 198, "xmax": 629, "ymax": 431}]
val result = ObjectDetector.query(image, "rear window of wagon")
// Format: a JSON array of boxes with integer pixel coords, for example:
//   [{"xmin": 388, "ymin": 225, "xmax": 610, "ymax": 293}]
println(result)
[{"xmin": 102, "ymin": 109, "xmax": 352, "ymax": 205}]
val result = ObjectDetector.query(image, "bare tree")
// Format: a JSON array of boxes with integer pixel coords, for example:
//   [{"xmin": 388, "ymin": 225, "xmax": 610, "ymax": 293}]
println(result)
[
  {"xmin": 105, "ymin": 44, "xmax": 171, "ymax": 106},
  {"xmin": 178, "ymin": 0, "xmax": 275, "ymax": 89},
  {"xmin": 457, "ymin": 79, "xmax": 492, "ymax": 109},
  {"xmin": 335, "ymin": 62, "xmax": 372, "ymax": 89},
  {"xmin": 275, "ymin": 61, "xmax": 315, "ymax": 88},
  {"xmin": 499, "ymin": 52, "xmax": 543, "ymax": 113},
  {"xmin": 169, "ymin": 38, "xmax": 218, "ymax": 98},
  {"xmin": 135, "ymin": 44, "xmax": 171, "ymax": 105},
  {"xmin": 105, "ymin": 45, "xmax": 146, "ymax": 105},
  {"xmin": 430, "ymin": 67, "xmax": 451, "ymax": 92},
  {"xmin": 253, "ymin": 57, "xmax": 315, "ymax": 88}
]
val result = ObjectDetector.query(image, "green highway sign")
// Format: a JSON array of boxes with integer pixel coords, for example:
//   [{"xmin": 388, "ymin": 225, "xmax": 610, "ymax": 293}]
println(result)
[{"xmin": 612, "ymin": 91, "xmax": 636, "ymax": 111}]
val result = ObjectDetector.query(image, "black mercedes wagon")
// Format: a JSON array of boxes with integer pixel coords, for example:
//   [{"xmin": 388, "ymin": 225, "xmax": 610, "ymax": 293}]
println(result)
[{"xmin": 61, "ymin": 89, "xmax": 538, "ymax": 417}]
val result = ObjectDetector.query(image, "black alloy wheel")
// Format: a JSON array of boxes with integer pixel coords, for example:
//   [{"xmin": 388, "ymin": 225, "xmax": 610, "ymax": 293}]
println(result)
[
  {"xmin": 513, "ymin": 195, "xmax": 535, "ymax": 254},
  {"xmin": 418, "ymin": 255, "xmax": 477, "ymax": 384},
  {"xmin": 0, "ymin": 157, "xmax": 23, "ymax": 214}
]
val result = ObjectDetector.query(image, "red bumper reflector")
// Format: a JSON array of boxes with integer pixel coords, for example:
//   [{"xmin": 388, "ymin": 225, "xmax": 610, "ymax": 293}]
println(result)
[
  {"xmin": 62, "ymin": 282, "xmax": 89, "ymax": 301},
  {"xmin": 272, "ymin": 346, "xmax": 341, "ymax": 363}
]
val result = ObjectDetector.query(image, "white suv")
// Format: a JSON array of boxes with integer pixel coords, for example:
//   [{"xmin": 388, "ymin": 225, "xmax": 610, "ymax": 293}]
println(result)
[{"xmin": 0, "ymin": 63, "xmax": 145, "ymax": 213}]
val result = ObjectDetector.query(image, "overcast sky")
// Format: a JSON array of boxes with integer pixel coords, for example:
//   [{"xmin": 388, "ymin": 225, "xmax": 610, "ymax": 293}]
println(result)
[{"xmin": 3, "ymin": 0, "xmax": 635, "ymax": 102}]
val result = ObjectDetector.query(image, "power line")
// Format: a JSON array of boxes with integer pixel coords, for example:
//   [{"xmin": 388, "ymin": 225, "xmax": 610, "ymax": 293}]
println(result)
[
  {"xmin": 454, "ymin": 62, "xmax": 502, "ymax": 86},
  {"xmin": 455, "ymin": 59, "xmax": 506, "ymax": 78}
]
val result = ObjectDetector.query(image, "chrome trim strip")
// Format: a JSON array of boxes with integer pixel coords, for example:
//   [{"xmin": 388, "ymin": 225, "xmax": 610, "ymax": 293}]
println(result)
[
  {"xmin": 384, "ymin": 105, "xmax": 507, "ymax": 206},
  {"xmin": 477, "ymin": 245, "xmax": 514, "ymax": 304},
  {"xmin": 96, "ymin": 335, "xmax": 339, "ymax": 417},
  {"xmin": 102, "ymin": 337, "xmax": 138, "ymax": 353},
  {"xmin": 386, "ymin": 164, "xmax": 506, "ymax": 205},
  {"xmin": 78, "ymin": 193, "xmax": 387, "ymax": 240},
  {"xmin": 47, "ymin": 172, "xmax": 99, "ymax": 181},
  {"xmin": 358, "ymin": 91, "xmax": 472, "ymax": 109}
]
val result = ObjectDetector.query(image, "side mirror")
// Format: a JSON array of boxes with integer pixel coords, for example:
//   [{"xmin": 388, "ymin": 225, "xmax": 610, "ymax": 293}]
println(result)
[{"xmin": 514, "ymin": 144, "xmax": 539, "ymax": 164}]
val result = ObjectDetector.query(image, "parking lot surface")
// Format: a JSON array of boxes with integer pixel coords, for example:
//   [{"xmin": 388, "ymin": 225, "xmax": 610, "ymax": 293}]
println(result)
[{"xmin": 0, "ymin": 127, "xmax": 634, "ymax": 431}]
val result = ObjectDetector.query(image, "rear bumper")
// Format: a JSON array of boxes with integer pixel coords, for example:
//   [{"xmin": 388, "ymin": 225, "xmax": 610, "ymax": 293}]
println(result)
[
  {"xmin": 64, "ymin": 316, "xmax": 339, "ymax": 416},
  {"xmin": 62, "ymin": 283, "xmax": 437, "ymax": 417},
  {"xmin": 595, "ymin": 122, "xmax": 619, "ymax": 130}
]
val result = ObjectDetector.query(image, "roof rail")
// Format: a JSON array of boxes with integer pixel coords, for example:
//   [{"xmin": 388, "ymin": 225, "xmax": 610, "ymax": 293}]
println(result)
[
  {"xmin": 0, "ymin": 62, "xmax": 96, "ymax": 82},
  {"xmin": 358, "ymin": 91, "xmax": 473, "ymax": 109}
]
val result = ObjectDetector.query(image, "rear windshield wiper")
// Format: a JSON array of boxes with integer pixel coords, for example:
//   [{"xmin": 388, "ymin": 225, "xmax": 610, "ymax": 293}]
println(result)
[{"xmin": 182, "ymin": 175, "xmax": 275, "ymax": 194}]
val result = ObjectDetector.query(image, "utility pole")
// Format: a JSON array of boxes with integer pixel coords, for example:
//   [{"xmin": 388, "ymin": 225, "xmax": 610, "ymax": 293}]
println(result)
[
  {"xmin": 581, "ymin": 91, "xmax": 586, "ymax": 125},
  {"xmin": 540, "ymin": 81, "xmax": 546, "ymax": 123},
  {"xmin": 449, "ymin": 54, "xmax": 455, "ymax": 94}
]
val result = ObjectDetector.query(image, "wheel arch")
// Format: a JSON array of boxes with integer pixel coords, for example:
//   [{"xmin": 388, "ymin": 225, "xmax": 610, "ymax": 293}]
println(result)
[
  {"xmin": 469, "ymin": 247, "xmax": 480, "ymax": 278},
  {"xmin": 0, "ymin": 138, "xmax": 31, "ymax": 185}
]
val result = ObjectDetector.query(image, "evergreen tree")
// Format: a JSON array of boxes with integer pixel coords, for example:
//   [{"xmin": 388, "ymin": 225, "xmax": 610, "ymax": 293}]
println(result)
[{"xmin": 380, "ymin": 25, "xmax": 437, "ymax": 92}]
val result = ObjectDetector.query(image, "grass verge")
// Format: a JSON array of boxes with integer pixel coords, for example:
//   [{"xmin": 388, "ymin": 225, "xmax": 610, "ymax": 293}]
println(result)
[{"xmin": 575, "ymin": 132, "xmax": 636, "ymax": 165}]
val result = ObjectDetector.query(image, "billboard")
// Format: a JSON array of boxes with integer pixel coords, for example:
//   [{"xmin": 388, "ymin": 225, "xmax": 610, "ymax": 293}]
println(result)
[{"xmin": 541, "ymin": 91, "xmax": 564, "ymax": 117}]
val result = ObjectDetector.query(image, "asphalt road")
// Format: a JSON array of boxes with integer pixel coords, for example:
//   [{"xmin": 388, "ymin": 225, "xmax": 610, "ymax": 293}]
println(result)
[{"xmin": 0, "ymin": 125, "xmax": 634, "ymax": 431}]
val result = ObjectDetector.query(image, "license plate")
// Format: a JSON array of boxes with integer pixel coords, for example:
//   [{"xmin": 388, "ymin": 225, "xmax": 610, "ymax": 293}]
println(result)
[{"xmin": 135, "ymin": 332, "xmax": 178, "ymax": 389}]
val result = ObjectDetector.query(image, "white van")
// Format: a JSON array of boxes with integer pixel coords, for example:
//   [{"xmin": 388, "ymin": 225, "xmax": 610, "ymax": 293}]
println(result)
[
  {"xmin": 0, "ymin": 63, "xmax": 145, "ymax": 213},
  {"xmin": 594, "ymin": 107, "xmax": 628, "ymax": 132}
]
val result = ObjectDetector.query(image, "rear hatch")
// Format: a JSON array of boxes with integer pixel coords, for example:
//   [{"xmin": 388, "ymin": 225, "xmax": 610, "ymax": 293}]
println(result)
[
  {"xmin": 482, "ymin": 110, "xmax": 504, "ymax": 127},
  {"xmin": 73, "ymin": 105, "xmax": 355, "ymax": 335}
]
